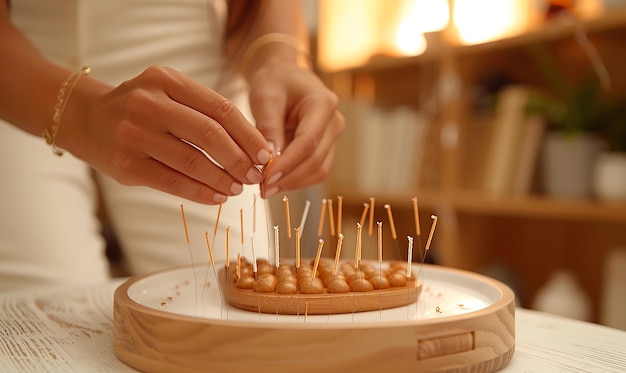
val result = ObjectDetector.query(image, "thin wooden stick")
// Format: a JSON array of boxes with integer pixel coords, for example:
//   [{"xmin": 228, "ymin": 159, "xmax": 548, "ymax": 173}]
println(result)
[
  {"xmin": 337, "ymin": 196, "xmax": 343, "ymax": 236},
  {"xmin": 251, "ymin": 234, "xmax": 257, "ymax": 279},
  {"xmin": 273, "ymin": 225, "xmax": 280, "ymax": 268},
  {"xmin": 239, "ymin": 208, "xmax": 245, "ymax": 258},
  {"xmin": 180, "ymin": 203, "xmax": 198, "ymax": 313},
  {"xmin": 317, "ymin": 198, "xmax": 327, "ymax": 238},
  {"xmin": 384, "ymin": 204, "xmax": 397, "ymax": 240},
  {"xmin": 355, "ymin": 223, "xmax": 363, "ymax": 270},
  {"xmin": 359, "ymin": 202, "xmax": 369, "ymax": 228},
  {"xmin": 406, "ymin": 236, "xmax": 414, "ymax": 278},
  {"xmin": 412, "ymin": 196, "xmax": 421, "ymax": 237},
  {"xmin": 424, "ymin": 215, "xmax": 438, "ymax": 254},
  {"xmin": 225, "ymin": 225, "xmax": 231, "ymax": 319},
  {"xmin": 328, "ymin": 198, "xmax": 335, "ymax": 237},
  {"xmin": 385, "ymin": 203, "xmax": 402, "ymax": 260},
  {"xmin": 299, "ymin": 199, "xmax": 311, "ymax": 233},
  {"xmin": 312, "ymin": 239, "xmax": 324, "ymax": 278},
  {"xmin": 225, "ymin": 226, "xmax": 231, "ymax": 268},
  {"xmin": 207, "ymin": 230, "xmax": 223, "ymax": 317},
  {"xmin": 295, "ymin": 227, "xmax": 301, "ymax": 269},
  {"xmin": 283, "ymin": 196, "xmax": 292, "ymax": 238},
  {"xmin": 368, "ymin": 197, "xmax": 375, "ymax": 236},
  {"xmin": 205, "ymin": 231, "xmax": 215, "ymax": 267},
  {"xmin": 236, "ymin": 253, "xmax": 241, "ymax": 279},
  {"xmin": 333, "ymin": 234, "xmax": 344, "ymax": 275},
  {"xmin": 180, "ymin": 203, "xmax": 190, "ymax": 245},
  {"xmin": 416, "ymin": 215, "xmax": 439, "ymax": 283},
  {"xmin": 377, "ymin": 221, "xmax": 383, "ymax": 263},
  {"xmin": 412, "ymin": 196, "xmax": 423, "ymax": 260},
  {"xmin": 213, "ymin": 201, "xmax": 223, "ymax": 238}
]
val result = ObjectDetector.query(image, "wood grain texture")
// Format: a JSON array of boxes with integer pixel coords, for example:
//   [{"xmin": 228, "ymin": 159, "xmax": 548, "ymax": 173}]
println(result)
[{"xmin": 113, "ymin": 265, "xmax": 515, "ymax": 373}]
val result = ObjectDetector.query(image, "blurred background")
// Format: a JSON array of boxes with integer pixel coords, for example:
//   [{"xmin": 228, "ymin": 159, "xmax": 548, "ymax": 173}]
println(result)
[{"xmin": 276, "ymin": 0, "xmax": 626, "ymax": 329}]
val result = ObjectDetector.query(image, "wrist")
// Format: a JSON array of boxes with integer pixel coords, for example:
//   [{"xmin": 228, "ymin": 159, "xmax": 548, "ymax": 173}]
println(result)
[
  {"xmin": 53, "ymin": 70, "xmax": 110, "ymax": 159},
  {"xmin": 242, "ymin": 33, "xmax": 310, "ymax": 78}
]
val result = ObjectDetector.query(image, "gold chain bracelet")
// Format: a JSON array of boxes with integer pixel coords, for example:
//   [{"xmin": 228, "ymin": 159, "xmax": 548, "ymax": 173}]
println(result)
[
  {"xmin": 43, "ymin": 66, "xmax": 91, "ymax": 156},
  {"xmin": 241, "ymin": 33, "xmax": 310, "ymax": 75}
]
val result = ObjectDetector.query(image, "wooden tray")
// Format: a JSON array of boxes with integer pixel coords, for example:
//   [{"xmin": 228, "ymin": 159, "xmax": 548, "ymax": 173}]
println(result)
[
  {"xmin": 113, "ymin": 263, "xmax": 515, "ymax": 373},
  {"xmin": 220, "ymin": 260, "xmax": 422, "ymax": 315}
]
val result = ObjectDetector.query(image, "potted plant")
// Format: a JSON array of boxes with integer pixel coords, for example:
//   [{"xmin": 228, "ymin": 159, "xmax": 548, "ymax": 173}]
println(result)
[
  {"xmin": 525, "ymin": 44, "xmax": 626, "ymax": 199},
  {"xmin": 592, "ymin": 101, "xmax": 626, "ymax": 201}
]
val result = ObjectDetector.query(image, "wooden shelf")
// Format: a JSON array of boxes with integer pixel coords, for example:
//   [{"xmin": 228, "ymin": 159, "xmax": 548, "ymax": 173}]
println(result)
[
  {"xmin": 320, "ymin": 5, "xmax": 626, "ymax": 324},
  {"xmin": 320, "ymin": 8, "xmax": 626, "ymax": 75},
  {"xmin": 326, "ymin": 188, "xmax": 626, "ymax": 223}
]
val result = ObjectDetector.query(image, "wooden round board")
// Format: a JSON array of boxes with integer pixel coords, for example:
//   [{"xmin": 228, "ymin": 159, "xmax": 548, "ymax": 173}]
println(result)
[{"xmin": 113, "ymin": 263, "xmax": 515, "ymax": 373}]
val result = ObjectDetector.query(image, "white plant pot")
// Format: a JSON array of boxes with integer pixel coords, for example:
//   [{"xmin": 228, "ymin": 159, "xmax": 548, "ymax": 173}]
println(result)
[
  {"xmin": 541, "ymin": 132, "xmax": 603, "ymax": 199},
  {"xmin": 593, "ymin": 152, "xmax": 626, "ymax": 201}
]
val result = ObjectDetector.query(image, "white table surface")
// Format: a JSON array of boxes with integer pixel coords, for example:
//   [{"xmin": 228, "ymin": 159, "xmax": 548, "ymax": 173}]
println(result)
[{"xmin": 1, "ymin": 279, "xmax": 625, "ymax": 372}]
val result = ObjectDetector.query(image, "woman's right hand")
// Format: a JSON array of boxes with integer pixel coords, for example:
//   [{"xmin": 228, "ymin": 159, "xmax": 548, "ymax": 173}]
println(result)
[{"xmin": 66, "ymin": 66, "xmax": 272, "ymax": 204}]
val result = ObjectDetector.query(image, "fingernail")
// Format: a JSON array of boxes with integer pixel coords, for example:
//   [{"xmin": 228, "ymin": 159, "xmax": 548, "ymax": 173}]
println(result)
[
  {"xmin": 268, "ymin": 141, "xmax": 276, "ymax": 154},
  {"xmin": 264, "ymin": 186, "xmax": 279, "ymax": 199},
  {"xmin": 257, "ymin": 148, "xmax": 271, "ymax": 165},
  {"xmin": 213, "ymin": 193, "xmax": 227, "ymax": 203},
  {"xmin": 246, "ymin": 167, "xmax": 263, "ymax": 184},
  {"xmin": 266, "ymin": 172, "xmax": 282, "ymax": 186},
  {"xmin": 230, "ymin": 182, "xmax": 243, "ymax": 195}
]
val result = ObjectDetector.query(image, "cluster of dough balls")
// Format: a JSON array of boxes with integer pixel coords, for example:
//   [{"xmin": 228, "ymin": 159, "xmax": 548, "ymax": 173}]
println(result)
[{"xmin": 231, "ymin": 258, "xmax": 415, "ymax": 295}]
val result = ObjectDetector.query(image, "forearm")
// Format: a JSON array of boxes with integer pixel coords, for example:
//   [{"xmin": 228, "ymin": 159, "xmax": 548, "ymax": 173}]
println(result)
[
  {"xmin": 226, "ymin": 0, "xmax": 309, "ymax": 80},
  {"xmin": 0, "ymin": 6, "xmax": 109, "ymax": 155}
]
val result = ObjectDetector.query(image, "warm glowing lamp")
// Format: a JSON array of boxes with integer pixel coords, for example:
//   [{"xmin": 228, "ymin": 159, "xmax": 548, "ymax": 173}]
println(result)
[
  {"xmin": 413, "ymin": 0, "xmax": 450, "ymax": 33},
  {"xmin": 318, "ymin": 0, "xmax": 439, "ymax": 72},
  {"xmin": 453, "ymin": 0, "xmax": 532, "ymax": 44}
]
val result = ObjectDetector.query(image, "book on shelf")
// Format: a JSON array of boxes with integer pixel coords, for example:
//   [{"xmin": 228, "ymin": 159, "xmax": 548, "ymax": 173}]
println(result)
[{"xmin": 483, "ymin": 85, "xmax": 546, "ymax": 197}]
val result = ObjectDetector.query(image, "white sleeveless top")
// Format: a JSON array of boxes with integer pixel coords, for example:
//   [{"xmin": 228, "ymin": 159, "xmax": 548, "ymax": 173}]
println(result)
[
  {"xmin": 1, "ymin": 0, "xmax": 268, "ymax": 286},
  {"xmin": 10, "ymin": 0, "xmax": 248, "ymax": 102}
]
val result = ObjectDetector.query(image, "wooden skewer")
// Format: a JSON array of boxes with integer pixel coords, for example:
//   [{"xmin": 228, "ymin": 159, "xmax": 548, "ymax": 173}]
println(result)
[
  {"xmin": 317, "ymin": 198, "xmax": 327, "ymax": 238},
  {"xmin": 412, "ymin": 196, "xmax": 421, "ymax": 237},
  {"xmin": 406, "ymin": 236, "xmax": 414, "ymax": 278},
  {"xmin": 295, "ymin": 227, "xmax": 301, "ymax": 269},
  {"xmin": 239, "ymin": 208, "xmax": 245, "ymax": 257},
  {"xmin": 328, "ymin": 198, "xmax": 335, "ymax": 237},
  {"xmin": 416, "ymin": 215, "xmax": 439, "ymax": 284},
  {"xmin": 299, "ymin": 199, "xmax": 311, "ymax": 233},
  {"xmin": 225, "ymin": 226, "xmax": 231, "ymax": 268},
  {"xmin": 337, "ymin": 196, "xmax": 343, "ymax": 236},
  {"xmin": 384, "ymin": 204, "xmax": 397, "ymax": 240},
  {"xmin": 377, "ymin": 221, "xmax": 383, "ymax": 263},
  {"xmin": 424, "ymin": 215, "xmax": 439, "ymax": 253},
  {"xmin": 273, "ymin": 225, "xmax": 280, "ymax": 268},
  {"xmin": 179, "ymin": 203, "xmax": 190, "ymax": 245},
  {"xmin": 312, "ymin": 239, "xmax": 324, "ymax": 278},
  {"xmin": 251, "ymin": 234, "xmax": 257, "ymax": 278},
  {"xmin": 206, "ymin": 230, "xmax": 223, "ymax": 316},
  {"xmin": 205, "ymin": 231, "xmax": 215, "ymax": 267},
  {"xmin": 283, "ymin": 196, "xmax": 292, "ymax": 238},
  {"xmin": 359, "ymin": 202, "xmax": 369, "ymax": 228},
  {"xmin": 355, "ymin": 223, "xmax": 363, "ymax": 270},
  {"xmin": 236, "ymin": 253, "xmax": 242, "ymax": 279},
  {"xmin": 213, "ymin": 201, "xmax": 223, "ymax": 238},
  {"xmin": 333, "ymin": 234, "xmax": 344, "ymax": 275},
  {"xmin": 368, "ymin": 197, "xmax": 375, "ymax": 236},
  {"xmin": 179, "ymin": 203, "xmax": 198, "ymax": 312}
]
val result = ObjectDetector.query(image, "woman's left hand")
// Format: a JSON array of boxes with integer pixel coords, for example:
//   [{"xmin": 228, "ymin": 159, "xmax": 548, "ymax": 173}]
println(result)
[{"xmin": 248, "ymin": 62, "xmax": 345, "ymax": 199}]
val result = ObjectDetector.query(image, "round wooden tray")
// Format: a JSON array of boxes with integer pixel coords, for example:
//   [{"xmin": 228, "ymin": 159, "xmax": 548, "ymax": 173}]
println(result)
[{"xmin": 113, "ymin": 263, "xmax": 515, "ymax": 373}]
